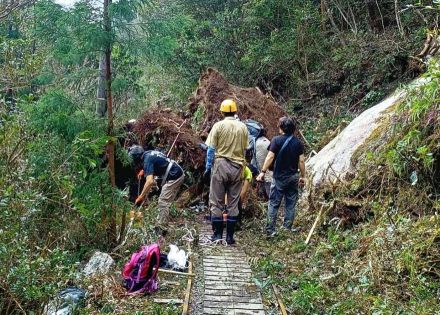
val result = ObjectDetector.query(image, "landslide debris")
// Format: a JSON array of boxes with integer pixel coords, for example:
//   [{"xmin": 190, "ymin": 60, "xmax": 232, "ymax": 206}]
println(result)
[
  {"xmin": 186, "ymin": 68, "xmax": 287, "ymax": 138},
  {"xmin": 132, "ymin": 108, "xmax": 205, "ymax": 171},
  {"xmin": 131, "ymin": 69, "xmax": 290, "ymax": 172},
  {"xmin": 128, "ymin": 69, "xmax": 291, "ymax": 207}
]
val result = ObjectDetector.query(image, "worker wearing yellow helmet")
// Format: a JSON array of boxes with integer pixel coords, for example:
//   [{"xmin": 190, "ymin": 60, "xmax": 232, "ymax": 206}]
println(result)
[
  {"xmin": 219, "ymin": 99, "xmax": 237, "ymax": 113},
  {"xmin": 205, "ymin": 99, "xmax": 248, "ymax": 245}
]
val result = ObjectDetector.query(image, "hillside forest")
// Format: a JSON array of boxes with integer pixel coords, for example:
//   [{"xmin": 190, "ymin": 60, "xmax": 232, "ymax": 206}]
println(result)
[{"xmin": 0, "ymin": 0, "xmax": 439, "ymax": 314}]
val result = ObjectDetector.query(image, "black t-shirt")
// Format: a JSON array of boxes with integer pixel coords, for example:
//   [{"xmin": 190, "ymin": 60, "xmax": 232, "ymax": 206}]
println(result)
[
  {"xmin": 268, "ymin": 135, "xmax": 304, "ymax": 179},
  {"xmin": 143, "ymin": 151, "xmax": 183, "ymax": 181}
]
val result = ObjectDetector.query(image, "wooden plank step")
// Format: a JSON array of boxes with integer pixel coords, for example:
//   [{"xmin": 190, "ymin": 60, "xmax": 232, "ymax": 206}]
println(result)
[
  {"xmin": 204, "ymin": 273, "xmax": 252, "ymax": 279},
  {"xmin": 204, "ymin": 270, "xmax": 252, "ymax": 275},
  {"xmin": 203, "ymin": 309, "xmax": 265, "ymax": 315},
  {"xmin": 204, "ymin": 266, "xmax": 252, "ymax": 274},
  {"xmin": 204, "ymin": 256, "xmax": 248, "ymax": 261},
  {"xmin": 204, "ymin": 295, "xmax": 262, "ymax": 304},
  {"xmin": 205, "ymin": 281, "xmax": 256, "ymax": 287},
  {"xmin": 204, "ymin": 253, "xmax": 247, "ymax": 257},
  {"xmin": 234, "ymin": 311, "xmax": 265, "ymax": 315},
  {"xmin": 203, "ymin": 266, "xmax": 250, "ymax": 270},
  {"xmin": 204, "ymin": 271, "xmax": 252, "ymax": 277},
  {"xmin": 204, "ymin": 289, "xmax": 261, "ymax": 298},
  {"xmin": 204, "ymin": 284, "xmax": 237, "ymax": 290},
  {"xmin": 204, "ymin": 277, "xmax": 254, "ymax": 282},
  {"xmin": 203, "ymin": 263, "xmax": 251, "ymax": 267},
  {"xmin": 203, "ymin": 260, "xmax": 249, "ymax": 265},
  {"xmin": 204, "ymin": 301, "xmax": 264, "ymax": 310},
  {"xmin": 203, "ymin": 307, "xmax": 234, "ymax": 315}
]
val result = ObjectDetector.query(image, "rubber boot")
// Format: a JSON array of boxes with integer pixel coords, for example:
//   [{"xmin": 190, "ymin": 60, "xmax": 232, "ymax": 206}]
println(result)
[
  {"xmin": 226, "ymin": 217, "xmax": 237, "ymax": 245},
  {"xmin": 211, "ymin": 218, "xmax": 223, "ymax": 241}
]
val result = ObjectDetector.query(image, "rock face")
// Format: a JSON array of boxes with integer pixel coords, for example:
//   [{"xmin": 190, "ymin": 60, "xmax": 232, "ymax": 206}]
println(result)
[
  {"xmin": 307, "ymin": 78, "xmax": 427, "ymax": 186},
  {"xmin": 82, "ymin": 251, "xmax": 115, "ymax": 277}
]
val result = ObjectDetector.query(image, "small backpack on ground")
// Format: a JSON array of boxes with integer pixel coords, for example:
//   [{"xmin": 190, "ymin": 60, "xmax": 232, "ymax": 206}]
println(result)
[
  {"xmin": 122, "ymin": 243, "xmax": 160, "ymax": 294},
  {"xmin": 243, "ymin": 119, "xmax": 264, "ymax": 168}
]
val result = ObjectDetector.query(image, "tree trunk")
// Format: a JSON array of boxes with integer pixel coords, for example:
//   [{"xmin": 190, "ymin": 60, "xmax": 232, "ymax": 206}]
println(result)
[
  {"xmin": 321, "ymin": 0, "xmax": 328, "ymax": 30},
  {"xmin": 394, "ymin": 0, "xmax": 405, "ymax": 39},
  {"xmin": 103, "ymin": 0, "xmax": 117, "ymax": 246},
  {"xmin": 365, "ymin": 0, "xmax": 384, "ymax": 31},
  {"xmin": 96, "ymin": 56, "xmax": 107, "ymax": 117}
]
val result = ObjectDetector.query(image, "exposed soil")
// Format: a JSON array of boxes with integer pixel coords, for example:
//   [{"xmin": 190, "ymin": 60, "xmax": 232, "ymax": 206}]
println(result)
[
  {"xmin": 132, "ymin": 108, "xmax": 205, "ymax": 171},
  {"xmin": 186, "ymin": 68, "xmax": 287, "ymax": 138}
]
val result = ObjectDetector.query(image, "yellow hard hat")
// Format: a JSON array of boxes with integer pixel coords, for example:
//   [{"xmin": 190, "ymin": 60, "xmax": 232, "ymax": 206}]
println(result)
[{"xmin": 220, "ymin": 99, "xmax": 237, "ymax": 113}]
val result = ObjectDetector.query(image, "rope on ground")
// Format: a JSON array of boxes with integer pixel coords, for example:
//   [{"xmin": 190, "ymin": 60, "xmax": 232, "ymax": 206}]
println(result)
[
  {"xmin": 198, "ymin": 232, "xmax": 227, "ymax": 247},
  {"xmin": 181, "ymin": 227, "xmax": 196, "ymax": 243}
]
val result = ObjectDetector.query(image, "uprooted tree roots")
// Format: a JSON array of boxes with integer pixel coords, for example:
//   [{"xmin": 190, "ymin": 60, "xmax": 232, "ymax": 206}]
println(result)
[
  {"xmin": 186, "ymin": 68, "xmax": 287, "ymax": 139},
  {"xmin": 132, "ymin": 109, "xmax": 205, "ymax": 171}
]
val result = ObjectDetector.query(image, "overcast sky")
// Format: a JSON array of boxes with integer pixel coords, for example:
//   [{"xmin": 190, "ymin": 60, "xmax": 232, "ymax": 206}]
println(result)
[{"xmin": 54, "ymin": 0, "xmax": 80, "ymax": 7}]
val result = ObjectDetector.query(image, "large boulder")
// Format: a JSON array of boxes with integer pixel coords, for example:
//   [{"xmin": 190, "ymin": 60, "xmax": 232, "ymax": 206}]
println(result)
[
  {"xmin": 43, "ymin": 288, "xmax": 86, "ymax": 315},
  {"xmin": 82, "ymin": 251, "xmax": 115, "ymax": 277},
  {"xmin": 307, "ymin": 77, "xmax": 428, "ymax": 187}
]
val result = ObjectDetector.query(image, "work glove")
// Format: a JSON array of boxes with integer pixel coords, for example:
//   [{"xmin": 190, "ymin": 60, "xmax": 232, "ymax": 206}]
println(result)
[
  {"xmin": 137, "ymin": 170, "xmax": 144, "ymax": 180},
  {"xmin": 135, "ymin": 195, "xmax": 144, "ymax": 206},
  {"xmin": 203, "ymin": 169, "xmax": 211, "ymax": 182}
]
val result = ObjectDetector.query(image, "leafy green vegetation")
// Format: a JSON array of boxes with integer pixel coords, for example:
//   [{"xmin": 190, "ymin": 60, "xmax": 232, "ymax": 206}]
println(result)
[{"xmin": 1, "ymin": 0, "xmax": 440, "ymax": 313}]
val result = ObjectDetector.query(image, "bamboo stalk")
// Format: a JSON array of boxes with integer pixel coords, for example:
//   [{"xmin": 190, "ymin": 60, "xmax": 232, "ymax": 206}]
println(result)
[
  {"xmin": 272, "ymin": 284, "xmax": 288, "ymax": 315},
  {"xmin": 167, "ymin": 119, "xmax": 187, "ymax": 157},
  {"xmin": 156, "ymin": 268, "xmax": 194, "ymax": 277},
  {"xmin": 305, "ymin": 206, "xmax": 324, "ymax": 245},
  {"xmin": 181, "ymin": 243, "xmax": 193, "ymax": 315}
]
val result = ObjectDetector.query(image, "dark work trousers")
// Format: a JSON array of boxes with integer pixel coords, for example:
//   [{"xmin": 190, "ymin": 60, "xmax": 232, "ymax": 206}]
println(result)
[
  {"xmin": 266, "ymin": 174, "xmax": 299, "ymax": 233},
  {"xmin": 209, "ymin": 158, "xmax": 243, "ymax": 219}
]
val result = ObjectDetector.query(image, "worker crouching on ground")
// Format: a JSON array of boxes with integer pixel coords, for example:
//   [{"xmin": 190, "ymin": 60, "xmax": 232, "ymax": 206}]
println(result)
[
  {"xmin": 256, "ymin": 117, "xmax": 306, "ymax": 237},
  {"xmin": 205, "ymin": 99, "xmax": 248, "ymax": 245},
  {"xmin": 129, "ymin": 145, "xmax": 185, "ymax": 235}
]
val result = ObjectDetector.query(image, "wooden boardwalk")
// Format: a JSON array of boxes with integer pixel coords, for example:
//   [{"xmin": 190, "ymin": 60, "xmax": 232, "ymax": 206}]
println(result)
[{"xmin": 200, "ymin": 225, "xmax": 265, "ymax": 315}]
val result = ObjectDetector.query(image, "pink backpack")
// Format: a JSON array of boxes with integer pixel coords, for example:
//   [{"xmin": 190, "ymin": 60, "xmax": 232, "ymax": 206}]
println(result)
[{"xmin": 122, "ymin": 243, "xmax": 160, "ymax": 294}]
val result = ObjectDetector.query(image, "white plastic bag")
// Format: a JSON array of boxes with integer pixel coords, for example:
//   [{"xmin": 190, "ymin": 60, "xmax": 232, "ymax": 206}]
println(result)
[{"xmin": 167, "ymin": 244, "xmax": 187, "ymax": 269}]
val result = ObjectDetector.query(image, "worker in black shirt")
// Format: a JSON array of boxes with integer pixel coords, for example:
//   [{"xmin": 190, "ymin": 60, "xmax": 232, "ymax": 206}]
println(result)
[
  {"xmin": 256, "ymin": 117, "xmax": 306, "ymax": 237},
  {"xmin": 129, "ymin": 146, "xmax": 184, "ymax": 230}
]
